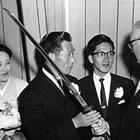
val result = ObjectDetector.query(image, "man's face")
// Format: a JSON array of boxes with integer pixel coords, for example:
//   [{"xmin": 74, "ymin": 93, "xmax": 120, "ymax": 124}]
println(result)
[
  {"xmin": 130, "ymin": 28, "xmax": 140, "ymax": 63},
  {"xmin": 0, "ymin": 51, "xmax": 11, "ymax": 82},
  {"xmin": 88, "ymin": 42, "xmax": 114, "ymax": 77},
  {"xmin": 53, "ymin": 41, "xmax": 76, "ymax": 75}
]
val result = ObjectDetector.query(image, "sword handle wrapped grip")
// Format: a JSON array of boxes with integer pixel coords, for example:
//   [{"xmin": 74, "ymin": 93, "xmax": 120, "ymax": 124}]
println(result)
[
  {"xmin": 83, "ymin": 105, "xmax": 94, "ymax": 114},
  {"xmin": 83, "ymin": 105, "xmax": 110, "ymax": 140}
]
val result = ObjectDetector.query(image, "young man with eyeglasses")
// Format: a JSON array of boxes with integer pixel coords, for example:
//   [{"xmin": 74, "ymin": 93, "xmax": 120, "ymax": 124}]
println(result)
[
  {"xmin": 119, "ymin": 20, "xmax": 140, "ymax": 140},
  {"xmin": 78, "ymin": 34, "xmax": 135, "ymax": 140}
]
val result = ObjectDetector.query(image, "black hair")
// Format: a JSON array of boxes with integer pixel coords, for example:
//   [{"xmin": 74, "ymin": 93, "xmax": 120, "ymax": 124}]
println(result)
[
  {"xmin": 0, "ymin": 44, "xmax": 12, "ymax": 58},
  {"xmin": 87, "ymin": 34, "xmax": 115, "ymax": 55},
  {"xmin": 39, "ymin": 31, "xmax": 72, "ymax": 54},
  {"xmin": 35, "ymin": 31, "xmax": 72, "ymax": 68}
]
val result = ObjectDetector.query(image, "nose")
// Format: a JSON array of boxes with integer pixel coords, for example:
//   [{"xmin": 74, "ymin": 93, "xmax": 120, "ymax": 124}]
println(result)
[
  {"xmin": 71, "ymin": 55, "xmax": 76, "ymax": 64},
  {"xmin": 2, "ymin": 64, "xmax": 8, "ymax": 71},
  {"xmin": 103, "ymin": 54, "xmax": 109, "ymax": 61}
]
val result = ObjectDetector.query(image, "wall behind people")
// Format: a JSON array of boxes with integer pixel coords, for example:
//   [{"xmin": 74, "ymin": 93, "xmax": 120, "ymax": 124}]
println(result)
[
  {"xmin": 0, "ymin": 0, "xmax": 140, "ymax": 83},
  {"xmin": 0, "ymin": 0, "xmax": 27, "ymax": 81}
]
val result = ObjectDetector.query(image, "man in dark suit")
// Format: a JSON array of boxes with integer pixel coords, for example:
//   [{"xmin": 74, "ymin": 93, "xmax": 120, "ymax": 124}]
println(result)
[
  {"xmin": 18, "ymin": 31, "xmax": 108, "ymax": 140},
  {"xmin": 78, "ymin": 34, "xmax": 135, "ymax": 140},
  {"xmin": 119, "ymin": 20, "xmax": 140, "ymax": 140}
]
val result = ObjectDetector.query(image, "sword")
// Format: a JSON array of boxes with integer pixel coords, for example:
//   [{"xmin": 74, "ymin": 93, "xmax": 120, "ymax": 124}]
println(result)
[{"xmin": 3, "ymin": 8, "xmax": 110, "ymax": 139}]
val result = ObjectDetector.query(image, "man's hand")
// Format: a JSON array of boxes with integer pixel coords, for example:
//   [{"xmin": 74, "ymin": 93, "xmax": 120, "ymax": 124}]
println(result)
[
  {"xmin": 72, "ymin": 110, "xmax": 101, "ymax": 128},
  {"xmin": 91, "ymin": 118, "xmax": 110, "ymax": 136}
]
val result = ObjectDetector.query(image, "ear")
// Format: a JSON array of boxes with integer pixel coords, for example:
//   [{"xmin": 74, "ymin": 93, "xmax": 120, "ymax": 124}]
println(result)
[
  {"xmin": 88, "ymin": 55, "xmax": 94, "ymax": 64},
  {"xmin": 48, "ymin": 52, "xmax": 56, "ymax": 61}
]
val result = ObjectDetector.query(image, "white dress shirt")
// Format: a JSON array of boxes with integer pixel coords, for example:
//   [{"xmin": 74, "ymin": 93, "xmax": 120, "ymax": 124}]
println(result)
[{"xmin": 93, "ymin": 72, "xmax": 111, "ymax": 106}]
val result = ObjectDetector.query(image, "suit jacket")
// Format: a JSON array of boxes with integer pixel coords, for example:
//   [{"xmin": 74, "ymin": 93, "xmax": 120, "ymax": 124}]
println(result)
[
  {"xmin": 18, "ymin": 70, "xmax": 81, "ymax": 140},
  {"xmin": 119, "ymin": 90, "xmax": 140, "ymax": 140},
  {"xmin": 78, "ymin": 73, "xmax": 134, "ymax": 140}
]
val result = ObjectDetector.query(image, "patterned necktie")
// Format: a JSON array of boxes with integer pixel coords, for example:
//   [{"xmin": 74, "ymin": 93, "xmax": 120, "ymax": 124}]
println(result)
[
  {"xmin": 57, "ymin": 79, "xmax": 65, "ymax": 96},
  {"xmin": 99, "ymin": 78, "xmax": 107, "ymax": 118}
]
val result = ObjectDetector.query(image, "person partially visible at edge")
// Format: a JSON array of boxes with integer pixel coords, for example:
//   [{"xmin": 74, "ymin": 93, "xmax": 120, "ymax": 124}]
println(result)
[
  {"xmin": 119, "ymin": 20, "xmax": 140, "ymax": 140},
  {"xmin": 0, "ymin": 44, "xmax": 28, "ymax": 139},
  {"xmin": 18, "ymin": 31, "xmax": 109, "ymax": 140},
  {"xmin": 78, "ymin": 34, "xmax": 135, "ymax": 140}
]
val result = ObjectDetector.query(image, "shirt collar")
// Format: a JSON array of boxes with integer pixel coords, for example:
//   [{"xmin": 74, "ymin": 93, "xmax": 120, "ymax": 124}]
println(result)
[
  {"xmin": 93, "ymin": 72, "xmax": 111, "ymax": 81},
  {"xmin": 42, "ymin": 67, "xmax": 57, "ymax": 80}
]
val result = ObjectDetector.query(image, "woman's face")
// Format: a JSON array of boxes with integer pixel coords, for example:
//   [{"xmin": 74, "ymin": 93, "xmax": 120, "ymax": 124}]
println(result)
[{"xmin": 0, "ymin": 51, "xmax": 11, "ymax": 82}]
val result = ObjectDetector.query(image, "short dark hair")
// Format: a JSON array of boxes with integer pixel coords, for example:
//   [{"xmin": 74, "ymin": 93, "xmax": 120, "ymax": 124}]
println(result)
[
  {"xmin": 87, "ymin": 34, "xmax": 115, "ymax": 55},
  {"xmin": 0, "ymin": 44, "xmax": 12, "ymax": 58},
  {"xmin": 39, "ymin": 31, "xmax": 72, "ymax": 54}
]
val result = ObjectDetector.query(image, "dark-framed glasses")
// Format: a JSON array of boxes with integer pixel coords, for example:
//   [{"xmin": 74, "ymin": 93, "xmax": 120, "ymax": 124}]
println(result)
[
  {"xmin": 128, "ymin": 38, "xmax": 140, "ymax": 49},
  {"xmin": 92, "ymin": 51, "xmax": 115, "ymax": 59}
]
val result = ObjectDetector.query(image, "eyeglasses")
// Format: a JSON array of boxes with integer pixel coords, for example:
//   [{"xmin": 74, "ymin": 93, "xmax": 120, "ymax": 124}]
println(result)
[
  {"xmin": 128, "ymin": 38, "xmax": 140, "ymax": 49},
  {"xmin": 92, "ymin": 51, "xmax": 115, "ymax": 59}
]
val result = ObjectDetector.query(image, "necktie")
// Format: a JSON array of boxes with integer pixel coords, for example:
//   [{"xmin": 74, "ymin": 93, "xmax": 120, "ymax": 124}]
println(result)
[
  {"xmin": 57, "ymin": 79, "xmax": 65, "ymax": 95},
  {"xmin": 99, "ymin": 78, "xmax": 107, "ymax": 118},
  {"xmin": 57, "ymin": 79, "xmax": 63, "ymax": 88}
]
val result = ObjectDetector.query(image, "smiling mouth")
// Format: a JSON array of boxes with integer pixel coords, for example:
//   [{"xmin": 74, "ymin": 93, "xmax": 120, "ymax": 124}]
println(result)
[
  {"xmin": 103, "ymin": 64, "xmax": 110, "ymax": 66},
  {"xmin": 0, "ymin": 73, "xmax": 8, "ymax": 76}
]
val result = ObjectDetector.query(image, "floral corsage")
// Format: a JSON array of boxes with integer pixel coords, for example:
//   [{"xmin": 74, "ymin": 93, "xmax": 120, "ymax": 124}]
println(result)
[
  {"xmin": 114, "ymin": 87, "xmax": 125, "ymax": 104},
  {"xmin": 0, "ymin": 101, "xmax": 20, "ymax": 129},
  {"xmin": 114, "ymin": 87, "xmax": 124, "ymax": 98},
  {"xmin": 71, "ymin": 83, "xmax": 81, "ymax": 95}
]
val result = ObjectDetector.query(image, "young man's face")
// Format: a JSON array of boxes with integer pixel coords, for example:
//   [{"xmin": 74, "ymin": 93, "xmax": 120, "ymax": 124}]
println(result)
[
  {"xmin": 53, "ymin": 41, "xmax": 76, "ymax": 75},
  {"xmin": 0, "ymin": 51, "xmax": 11, "ymax": 82},
  {"xmin": 88, "ymin": 42, "xmax": 114, "ymax": 77}
]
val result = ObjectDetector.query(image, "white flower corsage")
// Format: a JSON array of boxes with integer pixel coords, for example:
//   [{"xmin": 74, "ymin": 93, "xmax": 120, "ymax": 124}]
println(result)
[
  {"xmin": 71, "ymin": 83, "xmax": 81, "ymax": 95},
  {"xmin": 0, "ymin": 101, "xmax": 20, "ymax": 129},
  {"xmin": 114, "ymin": 87, "xmax": 124, "ymax": 98}
]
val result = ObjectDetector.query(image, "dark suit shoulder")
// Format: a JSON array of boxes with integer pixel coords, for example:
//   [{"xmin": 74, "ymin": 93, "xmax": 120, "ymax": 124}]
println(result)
[
  {"xmin": 19, "ymin": 71, "xmax": 60, "ymax": 101},
  {"xmin": 79, "ymin": 75, "xmax": 91, "ymax": 82},
  {"xmin": 66, "ymin": 75, "xmax": 78, "ymax": 83},
  {"xmin": 111, "ymin": 73, "xmax": 134, "ymax": 84}
]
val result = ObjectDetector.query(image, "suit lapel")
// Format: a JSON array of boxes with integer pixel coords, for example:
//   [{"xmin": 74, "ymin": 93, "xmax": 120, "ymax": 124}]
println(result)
[
  {"xmin": 108, "ymin": 75, "xmax": 116, "ymax": 105},
  {"xmin": 107, "ymin": 74, "xmax": 119, "ymax": 117},
  {"xmin": 86, "ymin": 76, "xmax": 103, "ymax": 114}
]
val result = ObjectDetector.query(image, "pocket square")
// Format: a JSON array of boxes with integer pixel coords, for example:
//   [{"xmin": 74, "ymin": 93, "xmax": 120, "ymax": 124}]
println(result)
[
  {"xmin": 137, "ymin": 105, "xmax": 140, "ymax": 109},
  {"xmin": 118, "ymin": 99, "xmax": 125, "ymax": 104}
]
